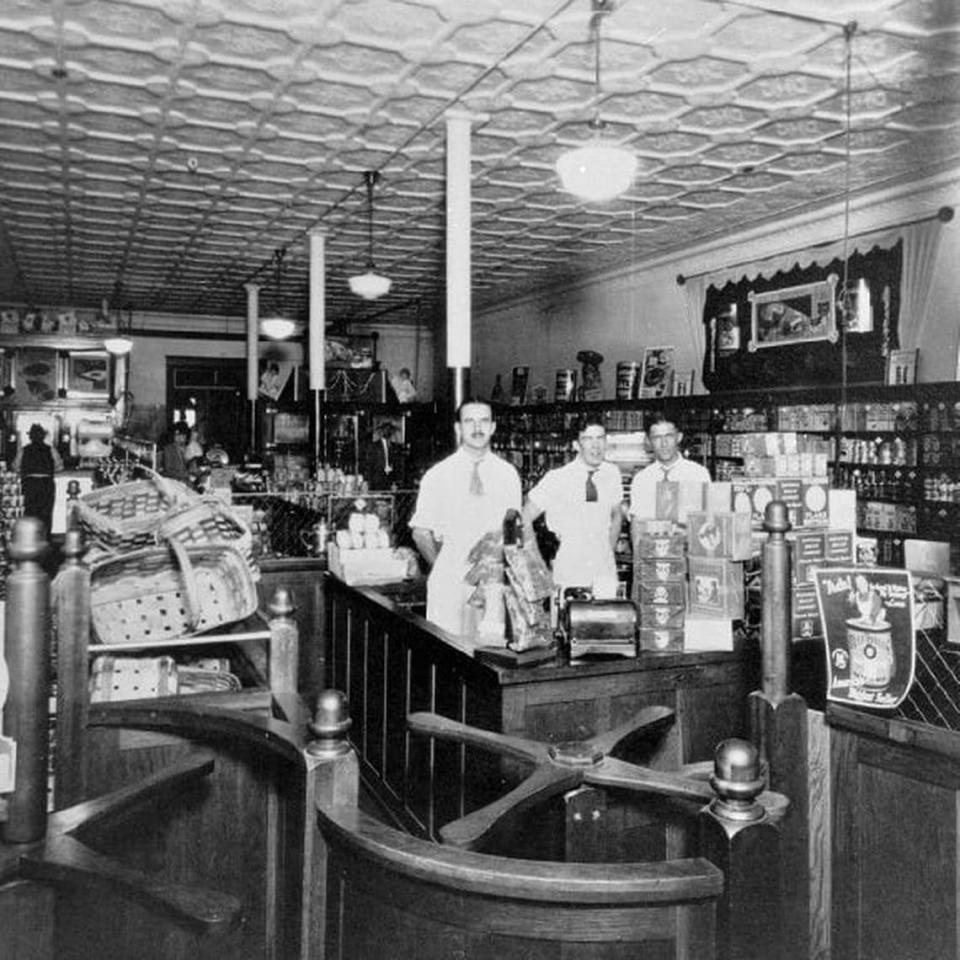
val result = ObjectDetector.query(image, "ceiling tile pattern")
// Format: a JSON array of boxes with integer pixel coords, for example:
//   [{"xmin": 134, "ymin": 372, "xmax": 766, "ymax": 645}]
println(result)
[{"xmin": 0, "ymin": 0, "xmax": 957, "ymax": 327}]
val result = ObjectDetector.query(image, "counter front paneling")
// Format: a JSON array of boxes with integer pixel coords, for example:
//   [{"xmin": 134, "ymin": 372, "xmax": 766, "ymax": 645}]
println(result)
[{"xmin": 323, "ymin": 573, "xmax": 760, "ymax": 843}]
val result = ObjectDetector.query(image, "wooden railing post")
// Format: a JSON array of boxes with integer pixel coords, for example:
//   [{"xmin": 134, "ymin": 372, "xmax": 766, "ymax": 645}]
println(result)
[
  {"xmin": 699, "ymin": 738, "xmax": 783, "ymax": 960},
  {"xmin": 268, "ymin": 586, "xmax": 299, "ymax": 694},
  {"xmin": 1, "ymin": 517, "xmax": 51, "ymax": 844},
  {"xmin": 52, "ymin": 527, "xmax": 91, "ymax": 809},
  {"xmin": 750, "ymin": 499, "xmax": 809, "ymax": 960},
  {"xmin": 302, "ymin": 689, "xmax": 359, "ymax": 960}
]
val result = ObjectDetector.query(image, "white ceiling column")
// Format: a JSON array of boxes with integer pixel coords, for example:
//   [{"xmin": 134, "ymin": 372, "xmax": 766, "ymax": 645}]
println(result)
[
  {"xmin": 445, "ymin": 109, "xmax": 472, "ymax": 410},
  {"xmin": 244, "ymin": 283, "xmax": 260, "ymax": 447}
]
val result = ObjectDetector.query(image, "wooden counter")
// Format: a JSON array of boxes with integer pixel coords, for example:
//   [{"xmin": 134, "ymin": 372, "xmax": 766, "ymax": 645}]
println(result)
[
  {"xmin": 828, "ymin": 702, "xmax": 960, "ymax": 960},
  {"xmin": 324, "ymin": 573, "xmax": 760, "ymax": 841}
]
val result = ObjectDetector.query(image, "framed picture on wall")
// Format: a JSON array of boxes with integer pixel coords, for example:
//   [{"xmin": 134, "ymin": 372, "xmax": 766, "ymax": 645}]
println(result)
[
  {"xmin": 258, "ymin": 359, "xmax": 294, "ymax": 401},
  {"xmin": 748, "ymin": 276, "xmax": 838, "ymax": 351},
  {"xmin": 14, "ymin": 346, "xmax": 60, "ymax": 402},
  {"xmin": 66, "ymin": 350, "xmax": 110, "ymax": 398},
  {"xmin": 886, "ymin": 348, "xmax": 918, "ymax": 386},
  {"xmin": 639, "ymin": 346, "xmax": 675, "ymax": 398}
]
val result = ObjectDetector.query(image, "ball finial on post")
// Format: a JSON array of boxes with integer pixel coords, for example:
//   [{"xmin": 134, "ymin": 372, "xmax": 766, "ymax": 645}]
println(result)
[
  {"xmin": 709, "ymin": 738, "xmax": 766, "ymax": 822},
  {"xmin": 307, "ymin": 689, "xmax": 353, "ymax": 758}
]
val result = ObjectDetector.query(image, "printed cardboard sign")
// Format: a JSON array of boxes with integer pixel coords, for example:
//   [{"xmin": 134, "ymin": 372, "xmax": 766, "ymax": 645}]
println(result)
[{"xmin": 814, "ymin": 567, "xmax": 915, "ymax": 709}]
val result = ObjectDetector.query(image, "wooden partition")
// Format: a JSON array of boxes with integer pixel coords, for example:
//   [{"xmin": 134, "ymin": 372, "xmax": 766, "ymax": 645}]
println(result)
[
  {"xmin": 324, "ymin": 573, "xmax": 759, "ymax": 840},
  {"xmin": 319, "ymin": 801, "xmax": 723, "ymax": 960}
]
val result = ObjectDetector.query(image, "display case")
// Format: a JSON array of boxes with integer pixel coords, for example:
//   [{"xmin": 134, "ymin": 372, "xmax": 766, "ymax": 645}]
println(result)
[{"xmin": 492, "ymin": 381, "xmax": 960, "ymax": 573}]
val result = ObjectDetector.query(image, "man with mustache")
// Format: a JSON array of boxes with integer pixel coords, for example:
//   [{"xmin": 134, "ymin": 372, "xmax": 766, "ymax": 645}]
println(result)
[{"xmin": 410, "ymin": 399, "xmax": 521, "ymax": 635}]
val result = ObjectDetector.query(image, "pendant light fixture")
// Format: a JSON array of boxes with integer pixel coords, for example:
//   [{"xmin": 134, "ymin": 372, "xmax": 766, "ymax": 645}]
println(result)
[
  {"xmin": 556, "ymin": 0, "xmax": 637, "ymax": 203},
  {"xmin": 102, "ymin": 280, "xmax": 134, "ymax": 356},
  {"xmin": 348, "ymin": 170, "xmax": 392, "ymax": 300},
  {"xmin": 260, "ymin": 247, "xmax": 298, "ymax": 340}
]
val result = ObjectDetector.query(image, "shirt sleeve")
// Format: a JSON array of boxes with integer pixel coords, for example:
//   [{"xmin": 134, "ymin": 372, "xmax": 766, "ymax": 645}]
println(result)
[{"xmin": 409, "ymin": 463, "xmax": 442, "ymax": 533}]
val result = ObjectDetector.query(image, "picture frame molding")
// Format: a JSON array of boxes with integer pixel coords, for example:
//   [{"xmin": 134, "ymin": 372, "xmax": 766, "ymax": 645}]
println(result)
[
  {"xmin": 65, "ymin": 349, "xmax": 111, "ymax": 399},
  {"xmin": 747, "ymin": 275, "xmax": 839, "ymax": 352},
  {"xmin": 639, "ymin": 345, "xmax": 676, "ymax": 399}
]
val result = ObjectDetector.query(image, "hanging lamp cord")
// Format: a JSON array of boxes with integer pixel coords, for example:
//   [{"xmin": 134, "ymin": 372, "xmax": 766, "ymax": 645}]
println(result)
[
  {"xmin": 836, "ymin": 21, "xmax": 856, "ymax": 483},
  {"xmin": 364, "ymin": 171, "xmax": 377, "ymax": 270},
  {"xmin": 589, "ymin": 0, "xmax": 612, "ymax": 129}
]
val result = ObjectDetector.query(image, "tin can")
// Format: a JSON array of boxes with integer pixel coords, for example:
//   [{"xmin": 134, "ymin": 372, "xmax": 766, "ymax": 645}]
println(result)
[{"xmin": 616, "ymin": 361, "xmax": 641, "ymax": 400}]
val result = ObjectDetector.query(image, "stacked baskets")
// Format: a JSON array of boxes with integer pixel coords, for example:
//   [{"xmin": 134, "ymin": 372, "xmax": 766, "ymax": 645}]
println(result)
[{"xmin": 74, "ymin": 469, "xmax": 260, "ymax": 647}]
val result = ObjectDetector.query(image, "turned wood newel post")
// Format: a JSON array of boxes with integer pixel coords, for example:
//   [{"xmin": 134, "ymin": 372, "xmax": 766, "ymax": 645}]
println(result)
[
  {"xmin": 2, "ymin": 517, "xmax": 51, "ymax": 843},
  {"xmin": 699, "ymin": 738, "xmax": 783, "ymax": 960},
  {"xmin": 53, "ymin": 527, "xmax": 91, "ymax": 808},
  {"xmin": 267, "ymin": 586, "xmax": 299, "ymax": 694},
  {"xmin": 750, "ymin": 499, "xmax": 809, "ymax": 960},
  {"xmin": 761, "ymin": 500, "xmax": 791, "ymax": 702},
  {"xmin": 307, "ymin": 689, "xmax": 358, "ymax": 811}
]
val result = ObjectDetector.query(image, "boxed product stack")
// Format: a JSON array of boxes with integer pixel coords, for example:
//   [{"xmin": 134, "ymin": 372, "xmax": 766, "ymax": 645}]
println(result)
[
  {"xmin": 788, "ymin": 526, "xmax": 856, "ymax": 644},
  {"xmin": 684, "ymin": 507, "xmax": 750, "ymax": 650},
  {"xmin": 632, "ymin": 519, "xmax": 686, "ymax": 652}
]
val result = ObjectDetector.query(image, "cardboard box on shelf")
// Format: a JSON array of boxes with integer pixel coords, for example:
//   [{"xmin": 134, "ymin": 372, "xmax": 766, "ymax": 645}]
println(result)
[
  {"xmin": 639, "ymin": 627, "xmax": 684, "ymax": 653},
  {"xmin": 635, "ymin": 556, "xmax": 687, "ymax": 582},
  {"xmin": 686, "ymin": 510, "xmax": 753, "ymax": 561},
  {"xmin": 732, "ymin": 478, "xmax": 780, "ymax": 528},
  {"xmin": 656, "ymin": 480, "xmax": 706, "ymax": 524},
  {"xmin": 639, "ymin": 603, "xmax": 685, "ymax": 629},
  {"xmin": 792, "ymin": 583, "xmax": 822, "ymax": 641},
  {"xmin": 687, "ymin": 557, "xmax": 745, "ymax": 619},
  {"xmin": 683, "ymin": 616, "xmax": 734, "ymax": 652},
  {"xmin": 635, "ymin": 580, "xmax": 687, "ymax": 607}
]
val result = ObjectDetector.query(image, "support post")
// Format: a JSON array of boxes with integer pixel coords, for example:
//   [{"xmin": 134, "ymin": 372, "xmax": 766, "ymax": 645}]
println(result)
[
  {"xmin": 303, "ymin": 689, "xmax": 360, "ymax": 960},
  {"xmin": 52, "ymin": 528, "xmax": 90, "ymax": 808},
  {"xmin": 1, "ymin": 518, "xmax": 51, "ymax": 843},
  {"xmin": 445, "ymin": 109, "xmax": 472, "ymax": 415},
  {"xmin": 750, "ymin": 499, "xmax": 809, "ymax": 960},
  {"xmin": 699, "ymin": 738, "xmax": 783, "ymax": 960},
  {"xmin": 308, "ymin": 227, "xmax": 326, "ymax": 469},
  {"xmin": 268, "ymin": 586, "xmax": 299, "ymax": 695},
  {"xmin": 245, "ymin": 282, "xmax": 260, "ymax": 450}
]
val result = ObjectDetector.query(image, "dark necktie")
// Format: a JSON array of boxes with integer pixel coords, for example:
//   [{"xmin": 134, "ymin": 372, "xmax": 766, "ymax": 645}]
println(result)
[
  {"xmin": 585, "ymin": 468, "xmax": 598, "ymax": 502},
  {"xmin": 469, "ymin": 459, "xmax": 484, "ymax": 496}
]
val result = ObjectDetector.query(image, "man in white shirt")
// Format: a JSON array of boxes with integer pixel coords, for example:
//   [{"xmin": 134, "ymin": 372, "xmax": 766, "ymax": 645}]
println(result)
[
  {"xmin": 522, "ymin": 416, "xmax": 624, "ymax": 597},
  {"xmin": 410, "ymin": 399, "xmax": 521, "ymax": 634},
  {"xmin": 629, "ymin": 413, "xmax": 711, "ymax": 530}
]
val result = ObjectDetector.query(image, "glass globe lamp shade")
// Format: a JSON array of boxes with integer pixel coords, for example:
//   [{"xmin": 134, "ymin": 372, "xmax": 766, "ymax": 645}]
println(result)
[
  {"xmin": 103, "ymin": 336, "xmax": 133, "ymax": 356},
  {"xmin": 556, "ymin": 142, "xmax": 637, "ymax": 203},
  {"xmin": 348, "ymin": 270, "xmax": 392, "ymax": 300},
  {"xmin": 259, "ymin": 316, "xmax": 298, "ymax": 340}
]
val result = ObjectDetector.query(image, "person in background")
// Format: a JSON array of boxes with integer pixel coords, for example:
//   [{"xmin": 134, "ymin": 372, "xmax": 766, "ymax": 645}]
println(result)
[
  {"xmin": 258, "ymin": 361, "xmax": 282, "ymax": 400},
  {"xmin": 391, "ymin": 367, "xmax": 417, "ymax": 403},
  {"xmin": 410, "ymin": 399, "xmax": 521, "ymax": 634},
  {"xmin": 628, "ymin": 412, "xmax": 710, "ymax": 530},
  {"xmin": 185, "ymin": 419, "xmax": 206, "ymax": 470},
  {"xmin": 522, "ymin": 416, "xmax": 624, "ymax": 598},
  {"xmin": 159, "ymin": 421, "xmax": 192, "ymax": 482},
  {"xmin": 362, "ymin": 421, "xmax": 402, "ymax": 490},
  {"xmin": 14, "ymin": 423, "xmax": 63, "ymax": 536}
]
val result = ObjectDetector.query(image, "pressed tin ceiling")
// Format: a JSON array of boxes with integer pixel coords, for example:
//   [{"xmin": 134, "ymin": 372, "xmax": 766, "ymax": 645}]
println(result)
[{"xmin": 0, "ymin": 0, "xmax": 958, "ymax": 329}]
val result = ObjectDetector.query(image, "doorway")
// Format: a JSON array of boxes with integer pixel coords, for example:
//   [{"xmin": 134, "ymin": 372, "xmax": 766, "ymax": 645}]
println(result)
[{"xmin": 166, "ymin": 358, "xmax": 249, "ymax": 463}]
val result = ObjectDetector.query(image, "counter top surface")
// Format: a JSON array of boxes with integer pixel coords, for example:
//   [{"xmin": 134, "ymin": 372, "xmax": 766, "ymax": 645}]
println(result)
[{"xmin": 325, "ymin": 571, "xmax": 755, "ymax": 686}]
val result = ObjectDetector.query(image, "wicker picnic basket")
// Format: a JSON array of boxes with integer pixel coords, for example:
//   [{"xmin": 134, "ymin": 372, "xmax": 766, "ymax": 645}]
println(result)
[
  {"xmin": 88, "ymin": 538, "xmax": 259, "ymax": 647},
  {"xmin": 73, "ymin": 468, "xmax": 198, "ymax": 552},
  {"xmin": 157, "ymin": 496, "xmax": 260, "ymax": 580}
]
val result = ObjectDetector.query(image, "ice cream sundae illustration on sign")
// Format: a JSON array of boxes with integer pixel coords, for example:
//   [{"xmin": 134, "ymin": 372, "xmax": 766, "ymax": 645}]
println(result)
[{"xmin": 814, "ymin": 568, "xmax": 915, "ymax": 708}]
